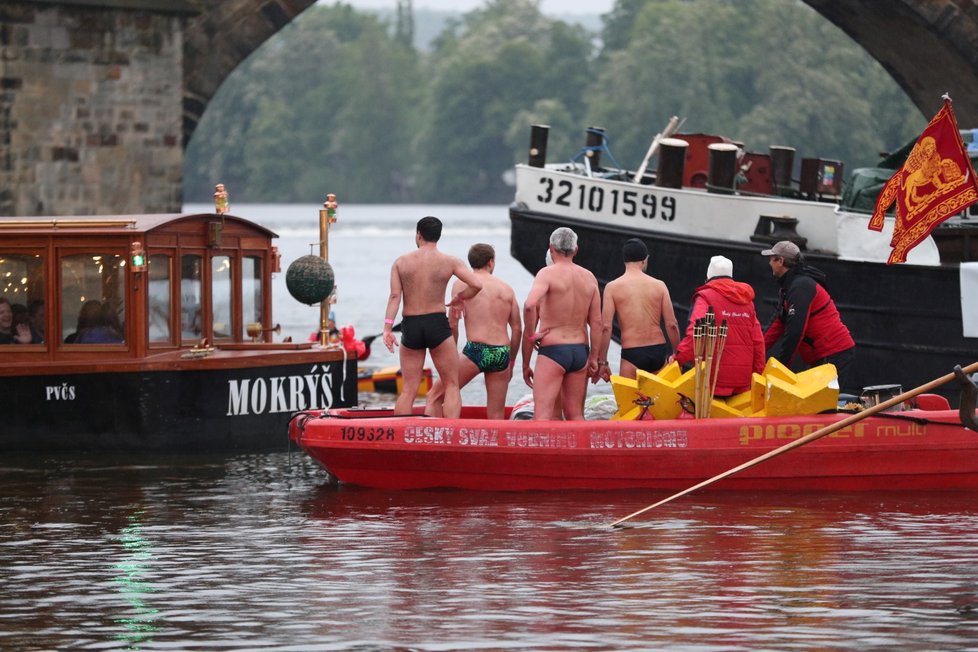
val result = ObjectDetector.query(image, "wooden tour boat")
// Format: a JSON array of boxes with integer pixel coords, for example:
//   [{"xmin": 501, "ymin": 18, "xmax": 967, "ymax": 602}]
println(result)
[
  {"xmin": 509, "ymin": 123, "xmax": 978, "ymax": 402},
  {"xmin": 290, "ymin": 367, "xmax": 978, "ymax": 492},
  {"xmin": 0, "ymin": 211, "xmax": 357, "ymax": 451}
]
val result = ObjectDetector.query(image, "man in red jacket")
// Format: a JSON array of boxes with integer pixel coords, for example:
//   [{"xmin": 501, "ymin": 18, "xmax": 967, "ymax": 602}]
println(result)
[
  {"xmin": 761, "ymin": 241, "xmax": 856, "ymax": 394},
  {"xmin": 671, "ymin": 255, "xmax": 765, "ymax": 396}
]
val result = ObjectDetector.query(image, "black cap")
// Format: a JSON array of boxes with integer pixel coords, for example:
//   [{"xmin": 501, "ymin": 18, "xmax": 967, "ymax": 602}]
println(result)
[{"xmin": 622, "ymin": 238, "xmax": 648, "ymax": 262}]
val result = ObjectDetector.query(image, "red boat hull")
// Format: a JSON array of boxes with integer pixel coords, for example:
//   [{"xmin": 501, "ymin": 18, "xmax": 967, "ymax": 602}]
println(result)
[{"xmin": 289, "ymin": 406, "xmax": 978, "ymax": 491}]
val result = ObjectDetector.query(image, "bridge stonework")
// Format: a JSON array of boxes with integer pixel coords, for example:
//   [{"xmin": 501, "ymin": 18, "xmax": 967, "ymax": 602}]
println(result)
[
  {"xmin": 801, "ymin": 0, "xmax": 978, "ymax": 125},
  {"xmin": 2, "ymin": 0, "xmax": 977, "ymax": 216},
  {"xmin": 0, "ymin": 0, "xmax": 313, "ymax": 216}
]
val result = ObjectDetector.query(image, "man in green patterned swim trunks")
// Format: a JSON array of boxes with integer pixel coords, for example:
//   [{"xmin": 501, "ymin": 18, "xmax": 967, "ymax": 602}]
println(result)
[{"xmin": 426, "ymin": 243, "xmax": 522, "ymax": 419}]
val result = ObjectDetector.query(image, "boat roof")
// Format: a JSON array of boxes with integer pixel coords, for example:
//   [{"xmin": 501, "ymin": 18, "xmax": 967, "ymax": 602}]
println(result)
[{"xmin": 0, "ymin": 212, "xmax": 278, "ymax": 238}]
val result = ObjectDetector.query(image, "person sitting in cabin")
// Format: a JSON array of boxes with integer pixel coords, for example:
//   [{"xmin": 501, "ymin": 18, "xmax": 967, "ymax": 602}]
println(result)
[
  {"xmin": 593, "ymin": 238, "xmax": 680, "ymax": 382},
  {"xmin": 761, "ymin": 240, "xmax": 856, "ymax": 394},
  {"xmin": 0, "ymin": 297, "xmax": 35, "ymax": 344},
  {"xmin": 27, "ymin": 299, "xmax": 45, "ymax": 343},
  {"xmin": 65, "ymin": 300, "xmax": 102, "ymax": 344},
  {"xmin": 425, "ymin": 243, "xmax": 522, "ymax": 420},
  {"xmin": 66, "ymin": 300, "xmax": 124, "ymax": 344},
  {"xmin": 669, "ymin": 256, "xmax": 765, "ymax": 396},
  {"xmin": 10, "ymin": 303, "xmax": 42, "ymax": 344}
]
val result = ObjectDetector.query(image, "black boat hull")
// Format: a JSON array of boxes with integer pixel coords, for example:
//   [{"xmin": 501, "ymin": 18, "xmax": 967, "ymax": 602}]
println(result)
[
  {"xmin": 511, "ymin": 205, "xmax": 973, "ymax": 401},
  {"xmin": 1, "ymin": 358, "xmax": 358, "ymax": 451}
]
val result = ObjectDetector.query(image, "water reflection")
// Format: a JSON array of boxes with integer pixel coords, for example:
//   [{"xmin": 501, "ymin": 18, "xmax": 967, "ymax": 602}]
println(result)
[
  {"xmin": 113, "ymin": 510, "xmax": 161, "ymax": 648},
  {"xmin": 2, "ymin": 453, "xmax": 978, "ymax": 650}
]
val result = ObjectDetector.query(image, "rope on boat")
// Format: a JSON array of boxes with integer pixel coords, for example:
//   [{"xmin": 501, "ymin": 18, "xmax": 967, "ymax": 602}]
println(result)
[{"xmin": 571, "ymin": 127, "xmax": 623, "ymax": 171}]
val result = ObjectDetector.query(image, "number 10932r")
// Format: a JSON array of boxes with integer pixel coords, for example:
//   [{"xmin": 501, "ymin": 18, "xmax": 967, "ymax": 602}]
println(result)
[{"xmin": 340, "ymin": 426, "xmax": 395, "ymax": 441}]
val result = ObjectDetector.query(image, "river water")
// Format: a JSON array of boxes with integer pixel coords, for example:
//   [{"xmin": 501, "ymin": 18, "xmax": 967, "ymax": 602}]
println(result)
[
  {"xmin": 5, "ymin": 205, "xmax": 978, "ymax": 649},
  {"xmin": 4, "ymin": 451, "xmax": 978, "ymax": 650}
]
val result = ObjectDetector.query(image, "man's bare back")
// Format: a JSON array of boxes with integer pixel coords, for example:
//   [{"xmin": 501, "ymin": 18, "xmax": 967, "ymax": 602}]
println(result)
[
  {"xmin": 603, "ymin": 272, "xmax": 677, "ymax": 348},
  {"xmin": 595, "ymin": 238, "xmax": 680, "ymax": 381},
  {"xmin": 530, "ymin": 263, "xmax": 599, "ymax": 345},
  {"xmin": 392, "ymin": 246, "xmax": 467, "ymax": 316},
  {"xmin": 453, "ymin": 274, "xmax": 519, "ymax": 346}
]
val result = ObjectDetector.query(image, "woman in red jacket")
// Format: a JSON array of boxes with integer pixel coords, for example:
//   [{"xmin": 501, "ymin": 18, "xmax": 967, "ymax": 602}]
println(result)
[{"xmin": 672, "ymin": 256, "xmax": 766, "ymax": 396}]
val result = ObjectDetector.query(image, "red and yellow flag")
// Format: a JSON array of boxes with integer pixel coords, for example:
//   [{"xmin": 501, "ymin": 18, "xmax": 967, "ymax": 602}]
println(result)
[{"xmin": 869, "ymin": 97, "xmax": 978, "ymax": 264}]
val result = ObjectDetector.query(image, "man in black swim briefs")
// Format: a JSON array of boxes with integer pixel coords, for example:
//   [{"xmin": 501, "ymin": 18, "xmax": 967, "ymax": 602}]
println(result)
[
  {"xmin": 383, "ymin": 216, "xmax": 483, "ymax": 418},
  {"xmin": 593, "ymin": 238, "xmax": 680, "ymax": 382}
]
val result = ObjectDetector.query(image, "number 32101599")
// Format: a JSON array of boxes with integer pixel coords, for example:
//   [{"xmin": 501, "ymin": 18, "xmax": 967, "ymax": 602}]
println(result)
[{"xmin": 536, "ymin": 177, "xmax": 676, "ymax": 221}]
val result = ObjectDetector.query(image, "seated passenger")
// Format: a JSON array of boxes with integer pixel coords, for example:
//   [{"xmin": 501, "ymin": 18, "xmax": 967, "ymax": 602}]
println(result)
[
  {"xmin": 64, "ymin": 300, "xmax": 103, "ymax": 344},
  {"xmin": 28, "ymin": 299, "xmax": 45, "ymax": 342},
  {"xmin": 0, "ymin": 297, "xmax": 33, "ymax": 344},
  {"xmin": 75, "ymin": 301, "xmax": 124, "ymax": 344},
  {"xmin": 11, "ymin": 303, "xmax": 42, "ymax": 344}
]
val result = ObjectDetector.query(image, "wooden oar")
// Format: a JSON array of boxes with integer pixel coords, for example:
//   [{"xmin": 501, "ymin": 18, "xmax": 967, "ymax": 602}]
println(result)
[{"xmin": 608, "ymin": 360, "xmax": 978, "ymax": 528}]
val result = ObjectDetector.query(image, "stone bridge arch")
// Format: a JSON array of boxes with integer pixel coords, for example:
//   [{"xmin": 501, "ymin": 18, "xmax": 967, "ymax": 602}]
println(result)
[
  {"xmin": 182, "ymin": 0, "xmax": 316, "ymax": 146},
  {"xmin": 801, "ymin": 0, "xmax": 978, "ymax": 124},
  {"xmin": 3, "ymin": 0, "xmax": 978, "ymax": 215}
]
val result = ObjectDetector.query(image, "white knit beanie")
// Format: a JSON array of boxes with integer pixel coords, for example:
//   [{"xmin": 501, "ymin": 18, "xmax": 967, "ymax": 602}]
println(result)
[{"xmin": 707, "ymin": 255, "xmax": 733, "ymax": 280}]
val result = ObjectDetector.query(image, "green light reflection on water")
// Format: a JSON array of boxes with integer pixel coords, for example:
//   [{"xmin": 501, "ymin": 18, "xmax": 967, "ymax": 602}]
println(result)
[{"xmin": 112, "ymin": 509, "xmax": 161, "ymax": 650}]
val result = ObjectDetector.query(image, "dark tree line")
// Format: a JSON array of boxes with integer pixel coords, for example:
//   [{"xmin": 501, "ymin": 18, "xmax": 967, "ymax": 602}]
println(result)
[{"xmin": 184, "ymin": 0, "xmax": 922, "ymax": 204}]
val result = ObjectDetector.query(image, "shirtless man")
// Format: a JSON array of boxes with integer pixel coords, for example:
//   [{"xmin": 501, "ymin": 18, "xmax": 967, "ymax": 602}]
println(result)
[
  {"xmin": 521, "ymin": 227, "xmax": 601, "ymax": 420},
  {"xmin": 426, "ymin": 243, "xmax": 521, "ymax": 419},
  {"xmin": 595, "ymin": 238, "xmax": 680, "ymax": 381},
  {"xmin": 383, "ymin": 216, "xmax": 483, "ymax": 418}
]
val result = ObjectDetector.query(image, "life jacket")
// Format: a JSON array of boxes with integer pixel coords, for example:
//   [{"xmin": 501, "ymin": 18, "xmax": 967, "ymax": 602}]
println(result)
[{"xmin": 765, "ymin": 265, "xmax": 854, "ymax": 365}]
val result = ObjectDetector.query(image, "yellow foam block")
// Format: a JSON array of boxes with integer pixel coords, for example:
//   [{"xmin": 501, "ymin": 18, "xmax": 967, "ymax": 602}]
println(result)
[
  {"xmin": 725, "ymin": 389, "xmax": 753, "ymax": 413},
  {"xmin": 763, "ymin": 357, "xmax": 796, "ymax": 384},
  {"xmin": 610, "ymin": 375, "xmax": 642, "ymax": 421},
  {"xmin": 796, "ymin": 363, "xmax": 840, "ymax": 391},
  {"xmin": 656, "ymin": 360, "xmax": 683, "ymax": 383},
  {"xmin": 750, "ymin": 372, "xmax": 767, "ymax": 414},
  {"xmin": 609, "ymin": 363, "xmax": 696, "ymax": 420},
  {"xmin": 709, "ymin": 398, "xmax": 744, "ymax": 418},
  {"xmin": 765, "ymin": 363, "xmax": 839, "ymax": 416},
  {"xmin": 637, "ymin": 366, "xmax": 697, "ymax": 420}
]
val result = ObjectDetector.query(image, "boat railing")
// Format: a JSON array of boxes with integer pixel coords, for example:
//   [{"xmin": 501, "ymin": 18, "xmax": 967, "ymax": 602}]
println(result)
[{"xmin": 0, "ymin": 219, "xmax": 136, "ymax": 229}]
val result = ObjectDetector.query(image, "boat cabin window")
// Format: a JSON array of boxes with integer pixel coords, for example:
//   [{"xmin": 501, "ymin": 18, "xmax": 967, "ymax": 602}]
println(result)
[
  {"xmin": 181, "ymin": 254, "xmax": 203, "ymax": 342},
  {"xmin": 61, "ymin": 253, "xmax": 126, "ymax": 345},
  {"xmin": 148, "ymin": 254, "xmax": 172, "ymax": 344},
  {"xmin": 241, "ymin": 255, "xmax": 262, "ymax": 340},
  {"xmin": 212, "ymin": 255, "xmax": 232, "ymax": 341},
  {"xmin": 0, "ymin": 253, "xmax": 45, "ymax": 346}
]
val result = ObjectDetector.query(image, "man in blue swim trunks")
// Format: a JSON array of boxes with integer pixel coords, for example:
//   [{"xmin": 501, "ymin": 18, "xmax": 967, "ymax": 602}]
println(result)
[
  {"xmin": 521, "ymin": 227, "xmax": 602, "ymax": 420},
  {"xmin": 383, "ymin": 216, "xmax": 483, "ymax": 418},
  {"xmin": 426, "ymin": 243, "xmax": 522, "ymax": 419},
  {"xmin": 594, "ymin": 238, "xmax": 680, "ymax": 381}
]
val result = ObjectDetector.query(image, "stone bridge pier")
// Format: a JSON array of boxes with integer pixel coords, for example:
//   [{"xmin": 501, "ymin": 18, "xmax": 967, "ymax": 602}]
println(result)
[
  {"xmin": 1, "ymin": 0, "xmax": 314, "ymax": 216},
  {"xmin": 2, "ymin": 0, "xmax": 978, "ymax": 216}
]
